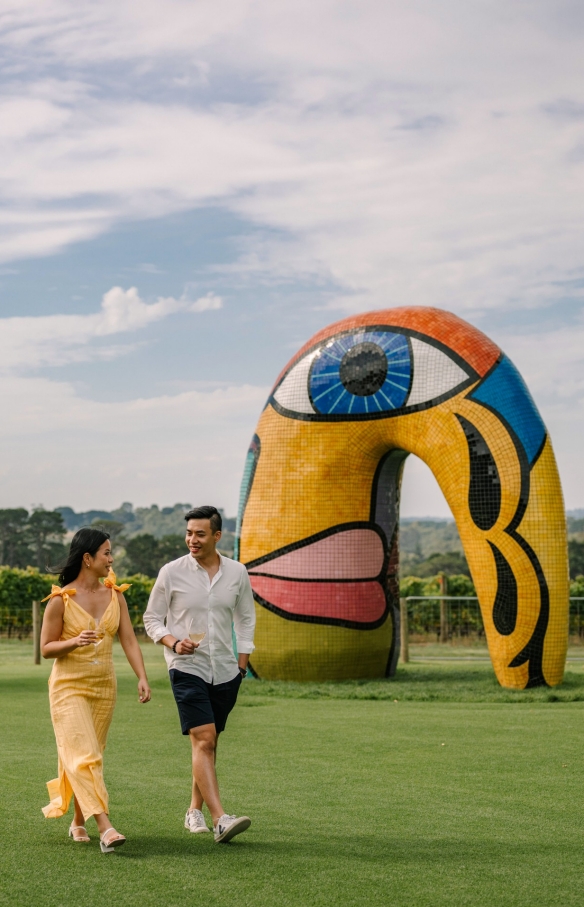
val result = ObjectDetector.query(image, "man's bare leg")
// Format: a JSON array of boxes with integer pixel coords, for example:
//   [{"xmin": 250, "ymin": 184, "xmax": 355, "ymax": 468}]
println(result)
[
  {"xmin": 191, "ymin": 733, "xmax": 219, "ymax": 811},
  {"xmin": 189, "ymin": 723, "xmax": 224, "ymax": 823}
]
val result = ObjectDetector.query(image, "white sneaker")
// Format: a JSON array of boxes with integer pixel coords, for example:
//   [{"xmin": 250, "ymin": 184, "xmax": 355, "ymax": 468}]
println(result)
[
  {"xmin": 213, "ymin": 814, "xmax": 251, "ymax": 843},
  {"xmin": 184, "ymin": 808, "xmax": 210, "ymax": 833}
]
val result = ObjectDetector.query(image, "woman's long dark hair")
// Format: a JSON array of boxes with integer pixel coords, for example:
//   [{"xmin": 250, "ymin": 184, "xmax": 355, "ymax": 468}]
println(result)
[{"xmin": 56, "ymin": 527, "xmax": 110, "ymax": 587}]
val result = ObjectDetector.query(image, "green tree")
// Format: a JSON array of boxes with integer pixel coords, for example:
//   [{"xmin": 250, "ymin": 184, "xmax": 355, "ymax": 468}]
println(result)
[
  {"xmin": 158, "ymin": 534, "xmax": 186, "ymax": 566},
  {"xmin": 0, "ymin": 509, "xmax": 30, "ymax": 567},
  {"xmin": 26, "ymin": 509, "xmax": 67, "ymax": 571},
  {"xmin": 124, "ymin": 533, "xmax": 187, "ymax": 576},
  {"xmin": 91, "ymin": 519, "xmax": 126, "ymax": 545},
  {"xmin": 116, "ymin": 574, "xmax": 156, "ymax": 629},
  {"xmin": 124, "ymin": 534, "xmax": 161, "ymax": 577},
  {"xmin": 568, "ymin": 540, "xmax": 584, "ymax": 580},
  {"xmin": 0, "ymin": 567, "xmax": 55, "ymax": 637},
  {"xmin": 414, "ymin": 551, "xmax": 470, "ymax": 577}
]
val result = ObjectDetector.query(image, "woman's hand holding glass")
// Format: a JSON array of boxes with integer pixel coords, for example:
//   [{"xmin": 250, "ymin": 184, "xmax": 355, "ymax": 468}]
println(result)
[
  {"xmin": 85, "ymin": 617, "xmax": 105, "ymax": 664},
  {"xmin": 75, "ymin": 628, "xmax": 97, "ymax": 648}
]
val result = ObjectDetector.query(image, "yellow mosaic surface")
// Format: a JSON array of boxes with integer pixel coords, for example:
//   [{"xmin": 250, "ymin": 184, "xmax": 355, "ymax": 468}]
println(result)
[{"xmin": 237, "ymin": 307, "xmax": 569, "ymax": 689}]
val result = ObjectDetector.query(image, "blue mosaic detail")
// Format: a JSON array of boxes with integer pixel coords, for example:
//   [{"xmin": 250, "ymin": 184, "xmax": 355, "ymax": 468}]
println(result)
[
  {"xmin": 234, "ymin": 434, "xmax": 260, "ymax": 561},
  {"xmin": 309, "ymin": 331, "xmax": 411, "ymax": 415},
  {"xmin": 470, "ymin": 357, "xmax": 546, "ymax": 465}
]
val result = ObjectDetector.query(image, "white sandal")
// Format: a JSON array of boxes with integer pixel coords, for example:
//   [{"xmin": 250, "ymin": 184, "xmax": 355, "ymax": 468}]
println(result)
[
  {"xmin": 99, "ymin": 827, "xmax": 126, "ymax": 853},
  {"xmin": 69, "ymin": 824, "xmax": 90, "ymax": 843}
]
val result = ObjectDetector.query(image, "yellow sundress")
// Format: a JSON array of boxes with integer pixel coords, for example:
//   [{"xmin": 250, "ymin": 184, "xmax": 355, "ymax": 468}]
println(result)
[{"xmin": 41, "ymin": 569, "xmax": 130, "ymax": 820}]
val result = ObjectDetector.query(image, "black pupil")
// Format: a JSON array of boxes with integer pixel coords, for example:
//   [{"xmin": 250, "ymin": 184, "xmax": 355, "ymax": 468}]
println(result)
[{"xmin": 339, "ymin": 342, "xmax": 387, "ymax": 396}]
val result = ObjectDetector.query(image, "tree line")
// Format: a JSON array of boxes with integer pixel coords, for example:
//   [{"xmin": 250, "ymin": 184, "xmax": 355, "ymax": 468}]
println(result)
[
  {"xmin": 0, "ymin": 509, "xmax": 68, "ymax": 572},
  {"xmin": 1, "ymin": 507, "xmax": 583, "ymax": 581}
]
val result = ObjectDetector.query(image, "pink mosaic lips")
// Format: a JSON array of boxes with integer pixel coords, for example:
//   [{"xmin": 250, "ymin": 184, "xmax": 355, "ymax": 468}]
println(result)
[{"xmin": 246, "ymin": 526, "xmax": 388, "ymax": 626}]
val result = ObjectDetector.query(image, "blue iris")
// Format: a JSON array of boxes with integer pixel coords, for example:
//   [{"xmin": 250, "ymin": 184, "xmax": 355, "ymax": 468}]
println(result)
[{"xmin": 309, "ymin": 331, "xmax": 411, "ymax": 415}]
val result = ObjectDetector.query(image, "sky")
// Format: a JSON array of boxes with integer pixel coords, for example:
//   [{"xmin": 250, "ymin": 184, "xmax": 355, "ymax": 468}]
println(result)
[{"xmin": 0, "ymin": 0, "xmax": 583, "ymax": 518}]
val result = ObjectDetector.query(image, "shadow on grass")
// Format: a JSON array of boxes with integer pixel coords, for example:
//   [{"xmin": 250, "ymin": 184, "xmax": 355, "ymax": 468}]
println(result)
[
  {"xmin": 239, "ymin": 666, "xmax": 584, "ymax": 703},
  {"xmin": 95, "ymin": 830, "xmax": 570, "ymax": 868}
]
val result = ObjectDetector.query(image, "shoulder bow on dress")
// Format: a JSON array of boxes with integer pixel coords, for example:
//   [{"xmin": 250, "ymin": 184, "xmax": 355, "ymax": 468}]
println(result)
[
  {"xmin": 41, "ymin": 586, "xmax": 76, "ymax": 602},
  {"xmin": 104, "ymin": 568, "xmax": 131, "ymax": 593},
  {"xmin": 41, "ymin": 569, "xmax": 131, "ymax": 602}
]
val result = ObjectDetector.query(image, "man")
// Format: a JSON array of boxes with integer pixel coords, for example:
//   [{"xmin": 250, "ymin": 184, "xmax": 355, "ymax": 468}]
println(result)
[{"xmin": 143, "ymin": 505, "xmax": 255, "ymax": 842}]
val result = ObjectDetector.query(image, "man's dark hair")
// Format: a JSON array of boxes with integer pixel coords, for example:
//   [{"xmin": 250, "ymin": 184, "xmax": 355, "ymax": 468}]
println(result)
[{"xmin": 184, "ymin": 506, "xmax": 222, "ymax": 534}]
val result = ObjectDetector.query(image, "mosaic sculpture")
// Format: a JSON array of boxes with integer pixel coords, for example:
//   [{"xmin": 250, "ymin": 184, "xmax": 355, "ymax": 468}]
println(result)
[{"xmin": 235, "ymin": 307, "xmax": 569, "ymax": 689}]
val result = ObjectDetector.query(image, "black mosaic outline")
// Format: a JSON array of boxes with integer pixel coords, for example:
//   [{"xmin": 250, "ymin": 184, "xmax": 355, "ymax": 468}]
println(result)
[
  {"xmin": 456, "ymin": 415, "xmax": 502, "ymax": 531},
  {"xmin": 384, "ymin": 522, "xmax": 402, "ymax": 678},
  {"xmin": 488, "ymin": 541, "xmax": 518, "ymax": 636},
  {"xmin": 250, "ymin": 590, "xmax": 390, "ymax": 632},
  {"xmin": 466, "ymin": 369, "xmax": 550, "ymax": 687},
  {"xmin": 246, "ymin": 520, "xmax": 391, "ymax": 630},
  {"xmin": 245, "ymin": 520, "xmax": 388, "ymax": 578},
  {"xmin": 369, "ymin": 449, "xmax": 410, "ymax": 677},
  {"xmin": 468, "ymin": 354, "xmax": 548, "ymax": 470},
  {"xmin": 269, "ymin": 325, "xmax": 480, "ymax": 423},
  {"xmin": 529, "ymin": 432, "xmax": 547, "ymax": 470}
]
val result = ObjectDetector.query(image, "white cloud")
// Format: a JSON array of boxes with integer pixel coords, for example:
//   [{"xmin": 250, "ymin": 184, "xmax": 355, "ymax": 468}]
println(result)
[
  {"xmin": 0, "ymin": 1, "xmax": 582, "ymax": 511},
  {"xmin": 190, "ymin": 293, "xmax": 223, "ymax": 313},
  {"xmin": 0, "ymin": 286, "xmax": 259, "ymax": 513},
  {"xmin": 0, "ymin": 278, "xmax": 261, "ymax": 513},
  {"xmin": 0, "ymin": 2, "xmax": 581, "ymax": 315},
  {"xmin": 0, "ymin": 373, "xmax": 267, "ymax": 511},
  {"xmin": 0, "ymin": 286, "xmax": 223, "ymax": 372}
]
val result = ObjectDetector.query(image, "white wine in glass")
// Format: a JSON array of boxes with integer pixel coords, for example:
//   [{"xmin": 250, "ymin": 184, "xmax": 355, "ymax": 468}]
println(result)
[{"xmin": 189, "ymin": 619, "xmax": 206, "ymax": 646}]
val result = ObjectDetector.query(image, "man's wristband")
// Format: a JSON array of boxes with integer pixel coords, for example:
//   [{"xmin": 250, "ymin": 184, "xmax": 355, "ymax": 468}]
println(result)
[
  {"xmin": 172, "ymin": 640, "xmax": 179, "ymax": 653},
  {"xmin": 239, "ymin": 666, "xmax": 247, "ymax": 678}
]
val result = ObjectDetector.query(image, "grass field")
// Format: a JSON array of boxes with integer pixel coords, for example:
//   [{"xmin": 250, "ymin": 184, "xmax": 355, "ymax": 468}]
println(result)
[{"xmin": 1, "ymin": 640, "xmax": 584, "ymax": 907}]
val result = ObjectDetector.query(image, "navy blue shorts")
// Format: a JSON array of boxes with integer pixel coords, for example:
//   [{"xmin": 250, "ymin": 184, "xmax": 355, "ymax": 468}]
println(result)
[{"xmin": 169, "ymin": 669, "xmax": 242, "ymax": 735}]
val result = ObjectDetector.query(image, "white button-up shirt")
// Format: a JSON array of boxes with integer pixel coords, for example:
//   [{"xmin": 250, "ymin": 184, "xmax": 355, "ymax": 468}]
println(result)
[{"xmin": 143, "ymin": 553, "xmax": 255, "ymax": 685}]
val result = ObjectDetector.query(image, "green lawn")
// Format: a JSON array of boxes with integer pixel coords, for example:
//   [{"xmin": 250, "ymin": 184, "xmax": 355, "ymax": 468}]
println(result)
[{"xmin": 1, "ymin": 640, "xmax": 584, "ymax": 907}]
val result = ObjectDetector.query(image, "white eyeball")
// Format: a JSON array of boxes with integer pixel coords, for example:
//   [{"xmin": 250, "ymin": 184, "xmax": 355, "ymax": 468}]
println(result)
[{"xmin": 272, "ymin": 329, "xmax": 474, "ymax": 420}]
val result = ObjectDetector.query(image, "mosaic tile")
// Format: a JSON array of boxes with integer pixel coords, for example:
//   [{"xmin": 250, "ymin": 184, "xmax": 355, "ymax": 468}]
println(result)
[{"xmin": 237, "ymin": 307, "xmax": 569, "ymax": 688}]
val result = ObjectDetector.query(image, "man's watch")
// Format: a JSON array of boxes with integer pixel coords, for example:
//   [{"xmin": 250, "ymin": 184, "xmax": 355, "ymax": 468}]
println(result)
[{"xmin": 239, "ymin": 666, "xmax": 248, "ymax": 678}]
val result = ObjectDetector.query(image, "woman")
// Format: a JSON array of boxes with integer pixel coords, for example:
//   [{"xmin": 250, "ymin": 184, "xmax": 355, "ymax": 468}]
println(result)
[{"xmin": 40, "ymin": 527, "xmax": 151, "ymax": 853}]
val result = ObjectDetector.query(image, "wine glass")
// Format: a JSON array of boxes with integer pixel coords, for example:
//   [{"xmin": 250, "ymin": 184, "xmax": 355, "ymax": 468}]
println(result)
[
  {"xmin": 189, "ymin": 617, "xmax": 206, "ymax": 651},
  {"xmin": 88, "ymin": 616, "xmax": 105, "ymax": 664}
]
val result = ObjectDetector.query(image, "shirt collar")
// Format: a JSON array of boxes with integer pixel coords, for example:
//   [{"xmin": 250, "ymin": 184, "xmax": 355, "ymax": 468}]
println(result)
[{"xmin": 191, "ymin": 553, "xmax": 223, "ymax": 570}]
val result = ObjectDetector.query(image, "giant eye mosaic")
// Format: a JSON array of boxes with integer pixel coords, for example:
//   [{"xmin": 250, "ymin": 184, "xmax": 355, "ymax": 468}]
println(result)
[{"xmin": 236, "ymin": 307, "xmax": 569, "ymax": 689}]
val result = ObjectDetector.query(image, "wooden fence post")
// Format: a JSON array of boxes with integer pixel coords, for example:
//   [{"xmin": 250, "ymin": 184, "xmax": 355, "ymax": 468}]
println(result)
[
  {"xmin": 33, "ymin": 601, "xmax": 41, "ymax": 665},
  {"xmin": 400, "ymin": 598, "xmax": 409, "ymax": 663},
  {"xmin": 438, "ymin": 574, "xmax": 449, "ymax": 643}
]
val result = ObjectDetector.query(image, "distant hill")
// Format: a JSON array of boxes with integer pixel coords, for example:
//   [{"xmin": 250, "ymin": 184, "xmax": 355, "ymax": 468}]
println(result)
[
  {"xmin": 400, "ymin": 519, "xmax": 462, "ymax": 556},
  {"xmin": 56, "ymin": 504, "xmax": 581, "ymax": 548},
  {"xmin": 56, "ymin": 503, "xmax": 236, "ymax": 538},
  {"xmin": 54, "ymin": 504, "xmax": 582, "ymax": 577}
]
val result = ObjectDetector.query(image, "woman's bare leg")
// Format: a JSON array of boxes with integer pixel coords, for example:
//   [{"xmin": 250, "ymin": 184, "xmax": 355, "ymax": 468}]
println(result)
[{"xmin": 73, "ymin": 796, "xmax": 85, "ymax": 828}]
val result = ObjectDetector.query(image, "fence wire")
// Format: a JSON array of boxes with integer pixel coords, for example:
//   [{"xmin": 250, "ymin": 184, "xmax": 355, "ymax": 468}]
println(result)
[
  {"xmin": 403, "ymin": 596, "xmax": 584, "ymax": 643},
  {"xmin": 0, "ymin": 604, "xmax": 146, "ymax": 640},
  {"xmin": 2, "ymin": 599, "xmax": 584, "ymax": 643}
]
